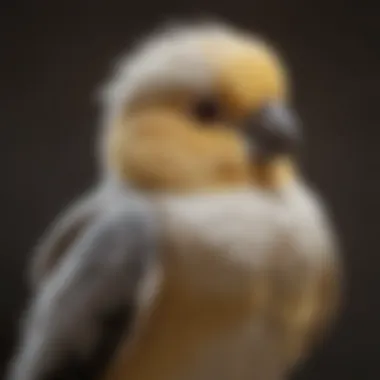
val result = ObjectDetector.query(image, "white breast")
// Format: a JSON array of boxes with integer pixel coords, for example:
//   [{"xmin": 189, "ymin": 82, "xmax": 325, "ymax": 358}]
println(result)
[
  {"xmin": 157, "ymin": 184, "xmax": 335, "ymax": 297},
  {"xmin": 146, "ymin": 183, "xmax": 338, "ymax": 380}
]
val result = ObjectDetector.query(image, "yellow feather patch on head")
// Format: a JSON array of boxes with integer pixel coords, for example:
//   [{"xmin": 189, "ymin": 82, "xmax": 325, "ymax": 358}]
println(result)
[
  {"xmin": 201, "ymin": 34, "xmax": 288, "ymax": 117},
  {"xmin": 107, "ymin": 108, "xmax": 252, "ymax": 193},
  {"xmin": 103, "ymin": 22, "xmax": 297, "ymax": 193}
]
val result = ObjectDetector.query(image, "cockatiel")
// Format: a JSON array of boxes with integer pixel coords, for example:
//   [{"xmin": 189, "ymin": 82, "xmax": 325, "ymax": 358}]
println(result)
[{"xmin": 6, "ymin": 21, "xmax": 341, "ymax": 380}]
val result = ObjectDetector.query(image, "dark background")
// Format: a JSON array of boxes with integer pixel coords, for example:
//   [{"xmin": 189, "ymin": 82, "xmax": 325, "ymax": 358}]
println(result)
[{"xmin": 1, "ymin": 1, "xmax": 379, "ymax": 379}]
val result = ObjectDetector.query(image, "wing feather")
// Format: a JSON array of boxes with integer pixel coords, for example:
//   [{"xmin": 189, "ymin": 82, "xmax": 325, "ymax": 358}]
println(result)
[{"xmin": 6, "ymin": 195, "xmax": 160, "ymax": 380}]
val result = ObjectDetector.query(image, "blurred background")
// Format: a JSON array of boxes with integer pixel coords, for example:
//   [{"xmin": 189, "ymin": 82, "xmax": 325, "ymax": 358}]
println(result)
[{"xmin": 1, "ymin": 1, "xmax": 379, "ymax": 379}]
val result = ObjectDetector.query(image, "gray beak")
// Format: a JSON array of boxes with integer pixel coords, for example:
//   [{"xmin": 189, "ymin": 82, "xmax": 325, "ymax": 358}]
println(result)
[{"xmin": 245, "ymin": 101, "xmax": 301, "ymax": 160}]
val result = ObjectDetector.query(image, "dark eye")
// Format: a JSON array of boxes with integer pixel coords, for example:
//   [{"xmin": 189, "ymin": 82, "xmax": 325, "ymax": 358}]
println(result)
[{"xmin": 192, "ymin": 97, "xmax": 221, "ymax": 123}]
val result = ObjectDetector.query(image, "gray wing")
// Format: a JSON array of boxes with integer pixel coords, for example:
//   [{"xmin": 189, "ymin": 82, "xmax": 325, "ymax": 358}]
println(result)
[
  {"xmin": 6, "ymin": 196, "xmax": 159, "ymax": 380},
  {"xmin": 29, "ymin": 189, "xmax": 101, "ymax": 291}
]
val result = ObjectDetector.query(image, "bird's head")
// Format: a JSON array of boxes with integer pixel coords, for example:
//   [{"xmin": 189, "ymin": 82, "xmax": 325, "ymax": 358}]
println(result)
[{"xmin": 101, "ymin": 21, "xmax": 301, "ymax": 193}]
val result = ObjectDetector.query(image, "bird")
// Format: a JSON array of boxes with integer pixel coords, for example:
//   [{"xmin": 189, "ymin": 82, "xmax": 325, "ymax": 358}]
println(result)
[{"xmin": 6, "ymin": 20, "xmax": 341, "ymax": 380}]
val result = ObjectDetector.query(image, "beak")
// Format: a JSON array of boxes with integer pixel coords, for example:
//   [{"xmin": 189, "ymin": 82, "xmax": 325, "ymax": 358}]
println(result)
[{"xmin": 245, "ymin": 101, "xmax": 301, "ymax": 160}]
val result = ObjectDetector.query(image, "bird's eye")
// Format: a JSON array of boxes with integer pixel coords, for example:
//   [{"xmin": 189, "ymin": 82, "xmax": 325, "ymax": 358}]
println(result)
[{"xmin": 192, "ymin": 97, "xmax": 221, "ymax": 123}]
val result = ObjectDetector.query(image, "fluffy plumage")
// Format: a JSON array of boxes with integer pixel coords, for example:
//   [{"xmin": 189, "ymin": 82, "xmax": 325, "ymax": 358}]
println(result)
[{"xmin": 6, "ymin": 21, "xmax": 341, "ymax": 380}]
